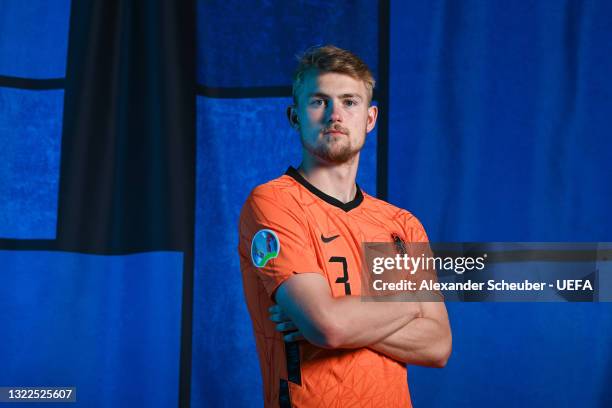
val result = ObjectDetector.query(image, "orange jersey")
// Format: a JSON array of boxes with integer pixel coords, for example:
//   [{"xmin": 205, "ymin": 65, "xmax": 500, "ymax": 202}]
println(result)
[{"xmin": 238, "ymin": 167, "xmax": 428, "ymax": 408}]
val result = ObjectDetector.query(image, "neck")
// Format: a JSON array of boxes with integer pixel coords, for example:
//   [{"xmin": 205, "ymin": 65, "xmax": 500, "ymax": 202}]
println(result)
[{"xmin": 298, "ymin": 153, "xmax": 360, "ymax": 203}]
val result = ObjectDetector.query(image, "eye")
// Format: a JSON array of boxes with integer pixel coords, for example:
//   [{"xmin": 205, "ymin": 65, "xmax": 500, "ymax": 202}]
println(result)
[
  {"xmin": 310, "ymin": 99, "xmax": 325, "ymax": 106},
  {"xmin": 344, "ymin": 99, "xmax": 358, "ymax": 107}
]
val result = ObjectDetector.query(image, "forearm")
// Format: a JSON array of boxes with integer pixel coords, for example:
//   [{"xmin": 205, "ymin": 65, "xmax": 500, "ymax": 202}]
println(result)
[
  {"xmin": 274, "ymin": 274, "xmax": 422, "ymax": 350},
  {"xmin": 368, "ymin": 312, "xmax": 452, "ymax": 367},
  {"xmin": 323, "ymin": 296, "xmax": 422, "ymax": 349}
]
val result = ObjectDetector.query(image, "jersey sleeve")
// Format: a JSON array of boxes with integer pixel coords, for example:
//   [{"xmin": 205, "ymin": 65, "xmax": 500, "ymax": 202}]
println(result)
[
  {"xmin": 401, "ymin": 212, "xmax": 443, "ymax": 300},
  {"xmin": 402, "ymin": 212, "xmax": 429, "ymax": 243},
  {"xmin": 238, "ymin": 188, "xmax": 324, "ymax": 298}
]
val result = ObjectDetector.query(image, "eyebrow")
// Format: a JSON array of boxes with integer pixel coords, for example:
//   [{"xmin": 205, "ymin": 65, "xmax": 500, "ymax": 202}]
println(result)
[{"xmin": 308, "ymin": 92, "xmax": 363, "ymax": 101}]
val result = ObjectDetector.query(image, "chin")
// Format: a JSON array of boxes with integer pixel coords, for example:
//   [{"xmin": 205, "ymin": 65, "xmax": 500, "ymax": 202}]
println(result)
[{"xmin": 321, "ymin": 149, "xmax": 358, "ymax": 165}]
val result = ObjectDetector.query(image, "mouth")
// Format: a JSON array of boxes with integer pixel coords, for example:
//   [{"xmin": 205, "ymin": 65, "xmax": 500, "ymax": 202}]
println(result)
[{"xmin": 323, "ymin": 129, "xmax": 348, "ymax": 136}]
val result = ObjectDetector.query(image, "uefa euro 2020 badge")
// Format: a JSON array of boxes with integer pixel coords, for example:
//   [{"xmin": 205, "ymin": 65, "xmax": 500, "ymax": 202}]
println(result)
[{"xmin": 251, "ymin": 229, "xmax": 281, "ymax": 268}]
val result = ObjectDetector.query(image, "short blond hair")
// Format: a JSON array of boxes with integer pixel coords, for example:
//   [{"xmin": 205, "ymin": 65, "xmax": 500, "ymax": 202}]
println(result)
[{"xmin": 292, "ymin": 45, "xmax": 376, "ymax": 105}]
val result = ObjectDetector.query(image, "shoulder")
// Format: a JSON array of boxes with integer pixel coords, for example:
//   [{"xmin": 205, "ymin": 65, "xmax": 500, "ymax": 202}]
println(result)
[
  {"xmin": 242, "ymin": 174, "xmax": 303, "ymax": 214},
  {"xmin": 239, "ymin": 174, "xmax": 308, "ymax": 230},
  {"xmin": 249, "ymin": 175, "xmax": 298, "ymax": 204},
  {"xmin": 362, "ymin": 192, "xmax": 429, "ymax": 242},
  {"xmin": 361, "ymin": 192, "xmax": 420, "ymax": 224}
]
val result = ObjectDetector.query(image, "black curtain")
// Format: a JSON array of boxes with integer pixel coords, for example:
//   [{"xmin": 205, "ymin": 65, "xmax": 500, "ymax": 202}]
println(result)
[{"xmin": 59, "ymin": 0, "xmax": 194, "ymax": 253}]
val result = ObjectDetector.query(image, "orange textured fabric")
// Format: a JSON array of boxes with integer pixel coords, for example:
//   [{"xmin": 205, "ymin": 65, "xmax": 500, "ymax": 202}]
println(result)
[{"xmin": 238, "ymin": 168, "xmax": 428, "ymax": 408}]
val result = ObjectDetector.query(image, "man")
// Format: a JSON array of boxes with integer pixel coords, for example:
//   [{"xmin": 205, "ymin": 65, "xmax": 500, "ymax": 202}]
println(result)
[{"xmin": 238, "ymin": 45, "xmax": 451, "ymax": 407}]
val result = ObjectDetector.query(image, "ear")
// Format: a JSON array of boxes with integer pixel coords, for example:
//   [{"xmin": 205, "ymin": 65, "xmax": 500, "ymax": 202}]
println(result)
[
  {"xmin": 287, "ymin": 106, "xmax": 299, "ymax": 129},
  {"xmin": 366, "ymin": 105, "xmax": 378, "ymax": 133}
]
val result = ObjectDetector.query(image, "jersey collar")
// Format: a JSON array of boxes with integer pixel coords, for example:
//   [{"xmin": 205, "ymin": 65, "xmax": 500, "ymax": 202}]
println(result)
[{"xmin": 285, "ymin": 166, "xmax": 364, "ymax": 212}]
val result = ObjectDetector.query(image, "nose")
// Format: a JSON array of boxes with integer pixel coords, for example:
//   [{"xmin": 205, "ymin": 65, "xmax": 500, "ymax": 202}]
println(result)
[{"xmin": 327, "ymin": 100, "xmax": 342, "ymax": 123}]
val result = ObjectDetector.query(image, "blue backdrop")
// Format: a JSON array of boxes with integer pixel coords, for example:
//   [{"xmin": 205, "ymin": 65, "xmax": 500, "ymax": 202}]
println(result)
[{"xmin": 193, "ymin": 1, "xmax": 612, "ymax": 407}]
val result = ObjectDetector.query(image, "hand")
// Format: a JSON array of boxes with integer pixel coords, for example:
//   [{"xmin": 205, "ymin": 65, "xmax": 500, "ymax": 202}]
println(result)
[{"xmin": 268, "ymin": 305, "xmax": 305, "ymax": 342}]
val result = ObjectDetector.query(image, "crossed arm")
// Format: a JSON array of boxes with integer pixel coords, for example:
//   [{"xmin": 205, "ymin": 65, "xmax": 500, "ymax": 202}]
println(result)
[{"xmin": 271, "ymin": 273, "xmax": 452, "ymax": 367}]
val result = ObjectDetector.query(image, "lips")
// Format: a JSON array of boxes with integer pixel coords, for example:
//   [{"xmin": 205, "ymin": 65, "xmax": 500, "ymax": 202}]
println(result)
[{"xmin": 324, "ymin": 128, "xmax": 348, "ymax": 136}]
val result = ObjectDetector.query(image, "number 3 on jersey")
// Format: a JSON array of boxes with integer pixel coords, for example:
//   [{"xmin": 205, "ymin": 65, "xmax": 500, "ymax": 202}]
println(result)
[{"xmin": 329, "ymin": 256, "xmax": 351, "ymax": 295}]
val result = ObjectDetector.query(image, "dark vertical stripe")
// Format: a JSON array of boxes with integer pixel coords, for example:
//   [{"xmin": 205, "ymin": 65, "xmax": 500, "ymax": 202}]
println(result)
[
  {"xmin": 278, "ymin": 379, "xmax": 292, "ymax": 408},
  {"xmin": 377, "ymin": 0, "xmax": 390, "ymax": 200},
  {"xmin": 285, "ymin": 341, "xmax": 302, "ymax": 385},
  {"xmin": 279, "ymin": 341, "xmax": 301, "ymax": 408},
  {"xmin": 175, "ymin": 1, "xmax": 196, "ymax": 406},
  {"xmin": 179, "ymin": 253, "xmax": 195, "ymax": 408}
]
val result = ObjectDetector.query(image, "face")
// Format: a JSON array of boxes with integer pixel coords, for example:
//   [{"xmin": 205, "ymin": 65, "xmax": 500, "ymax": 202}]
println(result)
[{"xmin": 289, "ymin": 71, "xmax": 378, "ymax": 165}]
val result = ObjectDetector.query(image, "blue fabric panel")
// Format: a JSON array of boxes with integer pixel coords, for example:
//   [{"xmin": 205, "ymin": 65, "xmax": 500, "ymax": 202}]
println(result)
[
  {"xmin": 197, "ymin": 0, "xmax": 378, "ymax": 87},
  {"xmin": 389, "ymin": 0, "xmax": 612, "ymax": 242},
  {"xmin": 389, "ymin": 1, "xmax": 612, "ymax": 407},
  {"xmin": 0, "ymin": 250, "xmax": 183, "ymax": 408},
  {"xmin": 191, "ymin": 96, "xmax": 377, "ymax": 407},
  {"xmin": 410, "ymin": 303, "xmax": 612, "ymax": 407},
  {"xmin": 0, "ymin": 88, "xmax": 63, "ymax": 239},
  {"xmin": 0, "ymin": 0, "xmax": 71, "ymax": 78}
]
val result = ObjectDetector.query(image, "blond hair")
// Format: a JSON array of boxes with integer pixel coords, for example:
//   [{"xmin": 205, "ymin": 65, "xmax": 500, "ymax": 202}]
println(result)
[{"xmin": 292, "ymin": 45, "xmax": 375, "ymax": 105}]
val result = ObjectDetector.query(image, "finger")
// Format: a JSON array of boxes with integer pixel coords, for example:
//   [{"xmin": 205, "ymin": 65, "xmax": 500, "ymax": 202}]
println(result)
[
  {"xmin": 283, "ymin": 331, "xmax": 305, "ymax": 342},
  {"xmin": 268, "ymin": 305, "xmax": 282, "ymax": 314},
  {"xmin": 275, "ymin": 321, "xmax": 298, "ymax": 332},
  {"xmin": 268, "ymin": 309, "xmax": 290, "ymax": 322},
  {"xmin": 269, "ymin": 312, "xmax": 291, "ymax": 323},
  {"xmin": 268, "ymin": 306, "xmax": 287, "ymax": 316}
]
